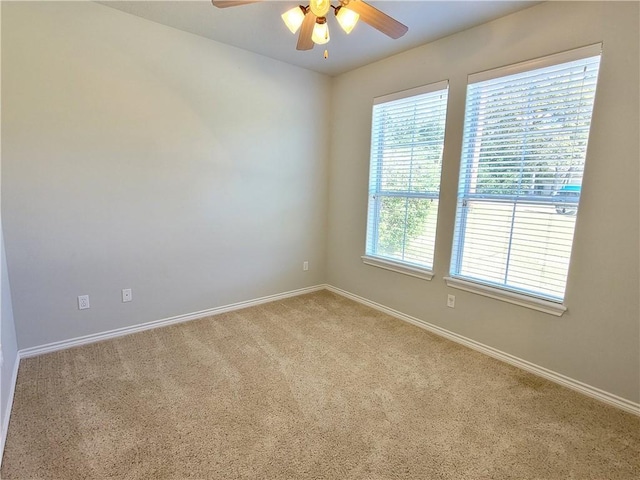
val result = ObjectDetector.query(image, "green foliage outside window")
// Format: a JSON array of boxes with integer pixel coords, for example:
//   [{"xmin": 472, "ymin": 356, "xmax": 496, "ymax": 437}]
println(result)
[
  {"xmin": 469, "ymin": 73, "xmax": 594, "ymax": 196},
  {"xmin": 373, "ymin": 112, "xmax": 444, "ymax": 258}
]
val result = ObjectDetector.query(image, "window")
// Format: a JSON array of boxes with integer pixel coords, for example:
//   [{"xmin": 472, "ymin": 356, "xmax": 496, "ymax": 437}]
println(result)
[
  {"xmin": 364, "ymin": 81, "xmax": 449, "ymax": 280},
  {"xmin": 447, "ymin": 45, "xmax": 602, "ymax": 314}
]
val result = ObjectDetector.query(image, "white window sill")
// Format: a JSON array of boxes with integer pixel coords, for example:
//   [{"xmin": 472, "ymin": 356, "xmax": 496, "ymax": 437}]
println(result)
[
  {"xmin": 362, "ymin": 255, "xmax": 433, "ymax": 281},
  {"xmin": 444, "ymin": 276, "xmax": 567, "ymax": 317}
]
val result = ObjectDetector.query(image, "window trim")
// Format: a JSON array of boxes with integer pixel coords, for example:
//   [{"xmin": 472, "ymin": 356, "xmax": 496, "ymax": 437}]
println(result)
[
  {"xmin": 362, "ymin": 255, "xmax": 434, "ymax": 281},
  {"xmin": 374, "ymin": 79, "xmax": 449, "ymax": 105},
  {"xmin": 364, "ymin": 79, "xmax": 449, "ymax": 278},
  {"xmin": 444, "ymin": 276, "xmax": 567, "ymax": 316},
  {"xmin": 468, "ymin": 43, "xmax": 602, "ymax": 84},
  {"xmin": 449, "ymin": 44, "xmax": 602, "ymax": 306}
]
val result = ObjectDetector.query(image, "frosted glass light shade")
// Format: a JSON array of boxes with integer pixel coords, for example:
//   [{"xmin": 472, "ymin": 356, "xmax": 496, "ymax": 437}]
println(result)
[
  {"xmin": 312, "ymin": 21, "xmax": 330, "ymax": 45},
  {"xmin": 309, "ymin": 0, "xmax": 330, "ymax": 17},
  {"xmin": 336, "ymin": 7, "xmax": 359, "ymax": 34},
  {"xmin": 282, "ymin": 6, "xmax": 305, "ymax": 34}
]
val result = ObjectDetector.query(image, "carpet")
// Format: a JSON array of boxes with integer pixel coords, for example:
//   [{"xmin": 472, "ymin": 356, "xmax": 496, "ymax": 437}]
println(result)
[{"xmin": 2, "ymin": 290, "xmax": 638, "ymax": 479}]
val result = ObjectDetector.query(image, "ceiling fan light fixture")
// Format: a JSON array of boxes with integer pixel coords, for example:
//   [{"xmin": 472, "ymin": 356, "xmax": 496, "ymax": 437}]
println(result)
[
  {"xmin": 309, "ymin": 0, "xmax": 331, "ymax": 17},
  {"xmin": 335, "ymin": 6, "xmax": 359, "ymax": 34},
  {"xmin": 281, "ymin": 5, "xmax": 306, "ymax": 34},
  {"xmin": 311, "ymin": 17, "xmax": 330, "ymax": 45},
  {"xmin": 213, "ymin": 0, "xmax": 409, "ymax": 52}
]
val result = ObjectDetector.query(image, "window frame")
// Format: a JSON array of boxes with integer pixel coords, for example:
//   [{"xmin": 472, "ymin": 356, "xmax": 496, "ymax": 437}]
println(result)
[
  {"xmin": 446, "ymin": 44, "xmax": 602, "ymax": 315},
  {"xmin": 363, "ymin": 80, "xmax": 450, "ymax": 280}
]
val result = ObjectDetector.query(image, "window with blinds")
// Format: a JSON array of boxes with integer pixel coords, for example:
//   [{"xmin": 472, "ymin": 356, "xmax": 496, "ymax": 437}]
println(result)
[
  {"xmin": 364, "ymin": 81, "xmax": 448, "ymax": 277},
  {"xmin": 450, "ymin": 45, "xmax": 602, "ymax": 302}
]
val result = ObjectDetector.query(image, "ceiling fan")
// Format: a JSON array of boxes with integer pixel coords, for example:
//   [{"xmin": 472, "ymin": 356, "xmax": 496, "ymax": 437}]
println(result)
[{"xmin": 211, "ymin": 0, "xmax": 408, "ymax": 51}]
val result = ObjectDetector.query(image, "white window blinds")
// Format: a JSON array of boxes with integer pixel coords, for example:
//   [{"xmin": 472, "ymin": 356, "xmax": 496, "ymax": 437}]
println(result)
[
  {"xmin": 450, "ymin": 45, "xmax": 602, "ymax": 301},
  {"xmin": 365, "ymin": 81, "xmax": 448, "ymax": 273}
]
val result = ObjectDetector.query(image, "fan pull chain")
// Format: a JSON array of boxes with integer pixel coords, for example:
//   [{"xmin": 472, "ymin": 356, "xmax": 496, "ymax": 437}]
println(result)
[{"xmin": 324, "ymin": 49, "xmax": 329, "ymax": 59}]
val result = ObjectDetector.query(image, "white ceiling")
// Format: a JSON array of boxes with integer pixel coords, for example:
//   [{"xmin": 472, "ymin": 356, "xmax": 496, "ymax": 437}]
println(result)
[{"xmin": 99, "ymin": 0, "xmax": 540, "ymax": 76}]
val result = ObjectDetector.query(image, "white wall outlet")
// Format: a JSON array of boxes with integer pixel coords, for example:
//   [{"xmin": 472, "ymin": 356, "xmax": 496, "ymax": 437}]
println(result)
[
  {"xmin": 447, "ymin": 294, "xmax": 456, "ymax": 308},
  {"xmin": 303, "ymin": 261, "xmax": 309, "ymax": 271},
  {"xmin": 78, "ymin": 295, "xmax": 90, "ymax": 310},
  {"xmin": 122, "ymin": 288, "xmax": 132, "ymax": 302}
]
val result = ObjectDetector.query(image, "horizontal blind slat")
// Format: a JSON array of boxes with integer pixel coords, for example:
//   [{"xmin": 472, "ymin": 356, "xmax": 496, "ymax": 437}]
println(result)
[
  {"xmin": 367, "ymin": 82, "xmax": 448, "ymax": 271},
  {"xmin": 451, "ymin": 49, "xmax": 601, "ymax": 301}
]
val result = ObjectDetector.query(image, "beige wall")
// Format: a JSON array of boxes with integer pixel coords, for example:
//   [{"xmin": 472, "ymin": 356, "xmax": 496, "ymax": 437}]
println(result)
[
  {"xmin": 0, "ymin": 2, "xmax": 20, "ymax": 446},
  {"xmin": 327, "ymin": 1, "xmax": 639, "ymax": 402},
  {"xmin": 1, "ymin": 1, "xmax": 330, "ymax": 348}
]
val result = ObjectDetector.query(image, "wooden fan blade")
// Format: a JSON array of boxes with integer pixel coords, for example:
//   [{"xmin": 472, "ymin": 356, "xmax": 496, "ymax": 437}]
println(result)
[
  {"xmin": 297, "ymin": 12, "xmax": 317, "ymax": 51},
  {"xmin": 211, "ymin": 1, "xmax": 263, "ymax": 8},
  {"xmin": 345, "ymin": 0, "xmax": 408, "ymax": 39}
]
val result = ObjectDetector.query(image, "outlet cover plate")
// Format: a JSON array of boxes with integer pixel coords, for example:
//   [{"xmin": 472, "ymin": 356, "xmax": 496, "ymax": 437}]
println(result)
[
  {"xmin": 447, "ymin": 294, "xmax": 456, "ymax": 308},
  {"xmin": 78, "ymin": 295, "xmax": 90, "ymax": 310}
]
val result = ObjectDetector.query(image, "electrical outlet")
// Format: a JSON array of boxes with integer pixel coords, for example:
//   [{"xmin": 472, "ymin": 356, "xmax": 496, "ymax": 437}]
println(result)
[
  {"xmin": 78, "ymin": 295, "xmax": 90, "ymax": 310},
  {"xmin": 447, "ymin": 294, "xmax": 456, "ymax": 308},
  {"xmin": 122, "ymin": 288, "xmax": 132, "ymax": 303},
  {"xmin": 303, "ymin": 261, "xmax": 309, "ymax": 271}
]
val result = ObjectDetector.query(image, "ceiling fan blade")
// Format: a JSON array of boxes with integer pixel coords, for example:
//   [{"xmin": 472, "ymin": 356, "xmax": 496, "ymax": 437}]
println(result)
[
  {"xmin": 297, "ymin": 11, "xmax": 317, "ymax": 51},
  {"xmin": 345, "ymin": 0, "xmax": 408, "ymax": 39},
  {"xmin": 211, "ymin": 1, "xmax": 263, "ymax": 8}
]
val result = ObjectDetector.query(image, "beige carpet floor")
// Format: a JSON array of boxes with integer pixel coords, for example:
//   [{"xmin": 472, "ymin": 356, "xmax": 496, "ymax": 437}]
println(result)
[{"xmin": 2, "ymin": 290, "xmax": 638, "ymax": 479}]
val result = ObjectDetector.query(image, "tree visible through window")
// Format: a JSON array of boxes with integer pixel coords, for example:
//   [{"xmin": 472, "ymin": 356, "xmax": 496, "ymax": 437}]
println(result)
[
  {"xmin": 450, "ymin": 46, "xmax": 602, "ymax": 301},
  {"xmin": 365, "ymin": 81, "xmax": 448, "ymax": 273}
]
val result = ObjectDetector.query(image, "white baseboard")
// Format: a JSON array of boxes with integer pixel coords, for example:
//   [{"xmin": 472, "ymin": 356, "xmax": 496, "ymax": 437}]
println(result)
[
  {"xmin": 5, "ymin": 280, "xmax": 638, "ymax": 471},
  {"xmin": 0, "ymin": 354, "xmax": 20, "ymax": 469},
  {"xmin": 0, "ymin": 284, "xmax": 323, "ymax": 468},
  {"xmin": 1, "ymin": 282, "xmax": 636, "ymax": 473},
  {"xmin": 19, "ymin": 285, "xmax": 325, "ymax": 359},
  {"xmin": 325, "ymin": 285, "xmax": 640, "ymax": 417}
]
